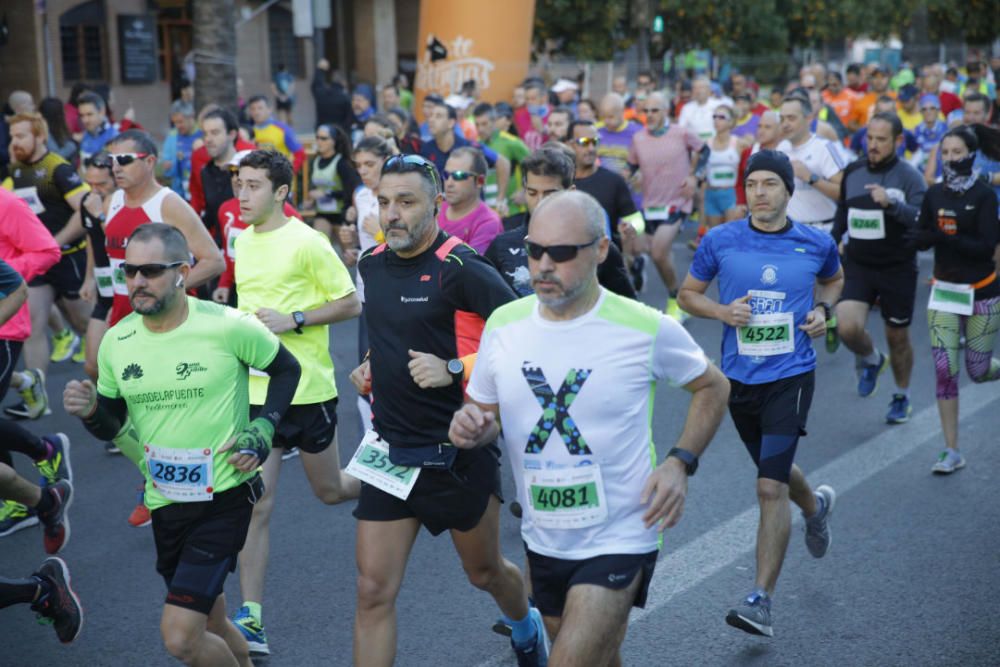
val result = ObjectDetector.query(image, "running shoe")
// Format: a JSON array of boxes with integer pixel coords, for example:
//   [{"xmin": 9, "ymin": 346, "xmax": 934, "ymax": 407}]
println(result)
[
  {"xmin": 726, "ymin": 590, "xmax": 773, "ymax": 637},
  {"xmin": 38, "ymin": 480, "xmax": 73, "ymax": 555},
  {"xmin": 665, "ymin": 298, "xmax": 691, "ymax": 324},
  {"xmin": 4, "ymin": 401, "xmax": 52, "ymax": 419},
  {"xmin": 804, "ymin": 485, "xmax": 836, "ymax": 558},
  {"xmin": 127, "ymin": 487, "xmax": 151, "ymax": 528},
  {"xmin": 31, "ymin": 557, "xmax": 83, "ymax": 644},
  {"xmin": 0, "ymin": 500, "xmax": 39, "ymax": 537},
  {"xmin": 932, "ymin": 450, "xmax": 966, "ymax": 475},
  {"xmin": 6, "ymin": 369, "xmax": 49, "ymax": 419},
  {"xmin": 49, "ymin": 330, "xmax": 79, "ymax": 363},
  {"xmin": 885, "ymin": 394, "xmax": 912, "ymax": 424},
  {"xmin": 510, "ymin": 606, "xmax": 548, "ymax": 667},
  {"xmin": 71, "ymin": 339, "xmax": 86, "ymax": 364},
  {"xmin": 856, "ymin": 352, "xmax": 888, "ymax": 398},
  {"xmin": 104, "ymin": 441, "xmax": 122, "ymax": 455},
  {"xmin": 36, "ymin": 433, "xmax": 72, "ymax": 485},
  {"xmin": 824, "ymin": 316, "xmax": 840, "ymax": 353},
  {"xmin": 233, "ymin": 605, "xmax": 270, "ymax": 655},
  {"xmin": 281, "ymin": 446, "xmax": 300, "ymax": 461}
]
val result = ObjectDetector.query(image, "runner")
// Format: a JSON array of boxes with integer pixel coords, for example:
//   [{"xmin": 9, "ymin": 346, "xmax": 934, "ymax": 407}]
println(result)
[
  {"xmin": 678, "ymin": 150, "xmax": 843, "ymax": 637},
  {"xmin": 626, "ymin": 92, "xmax": 707, "ymax": 316},
  {"xmin": 246, "ymin": 96, "xmax": 305, "ymax": 172},
  {"xmin": 196, "ymin": 108, "xmax": 244, "ymax": 247},
  {"xmin": 473, "ymin": 103, "xmax": 531, "ymax": 216},
  {"xmin": 78, "ymin": 153, "xmax": 116, "ymax": 383},
  {"xmin": 703, "ymin": 104, "xmax": 743, "ymax": 231},
  {"xmin": 229, "ymin": 150, "xmax": 362, "ymax": 656},
  {"xmin": 305, "ymin": 125, "xmax": 361, "ymax": 242},
  {"xmin": 453, "ymin": 189, "xmax": 729, "ymax": 665},
  {"xmin": 63, "ymin": 222, "xmax": 301, "ymax": 667},
  {"xmin": 909, "ymin": 125, "xmax": 1000, "ymax": 474},
  {"xmin": 349, "ymin": 154, "xmax": 545, "ymax": 666},
  {"xmin": 3, "ymin": 111, "xmax": 91, "ymax": 419},
  {"xmin": 438, "ymin": 147, "xmax": 504, "ymax": 253},
  {"xmin": 831, "ymin": 113, "xmax": 927, "ymax": 422},
  {"xmin": 0, "ymin": 558, "xmax": 82, "ymax": 644}
]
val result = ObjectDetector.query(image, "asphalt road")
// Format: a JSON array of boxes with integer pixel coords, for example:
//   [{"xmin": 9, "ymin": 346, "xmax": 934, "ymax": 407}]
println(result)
[{"xmin": 3, "ymin": 234, "xmax": 999, "ymax": 667}]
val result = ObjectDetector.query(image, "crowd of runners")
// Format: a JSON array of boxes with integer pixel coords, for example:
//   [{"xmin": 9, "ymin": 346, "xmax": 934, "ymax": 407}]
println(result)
[{"xmin": 1, "ymin": 52, "xmax": 999, "ymax": 666}]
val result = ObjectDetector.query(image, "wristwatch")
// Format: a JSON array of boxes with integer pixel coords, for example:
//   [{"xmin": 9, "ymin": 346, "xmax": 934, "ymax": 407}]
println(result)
[
  {"xmin": 292, "ymin": 311, "xmax": 306, "ymax": 334},
  {"xmin": 666, "ymin": 447, "xmax": 698, "ymax": 476},
  {"xmin": 447, "ymin": 358, "xmax": 465, "ymax": 384},
  {"xmin": 808, "ymin": 173, "xmax": 820, "ymax": 185},
  {"xmin": 816, "ymin": 301, "xmax": 832, "ymax": 320}
]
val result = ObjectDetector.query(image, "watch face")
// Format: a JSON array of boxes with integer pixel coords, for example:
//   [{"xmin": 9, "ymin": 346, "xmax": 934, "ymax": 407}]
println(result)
[{"xmin": 447, "ymin": 359, "xmax": 464, "ymax": 375}]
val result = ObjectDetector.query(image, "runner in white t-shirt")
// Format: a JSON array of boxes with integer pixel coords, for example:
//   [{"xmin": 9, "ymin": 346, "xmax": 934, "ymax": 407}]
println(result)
[
  {"xmin": 450, "ymin": 190, "xmax": 729, "ymax": 666},
  {"xmin": 777, "ymin": 96, "xmax": 846, "ymax": 231}
]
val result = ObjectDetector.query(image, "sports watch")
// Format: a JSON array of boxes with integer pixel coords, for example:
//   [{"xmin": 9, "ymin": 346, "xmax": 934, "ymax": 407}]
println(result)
[
  {"xmin": 447, "ymin": 358, "xmax": 465, "ymax": 384},
  {"xmin": 292, "ymin": 311, "xmax": 306, "ymax": 334},
  {"xmin": 666, "ymin": 447, "xmax": 699, "ymax": 476},
  {"xmin": 808, "ymin": 173, "xmax": 820, "ymax": 185}
]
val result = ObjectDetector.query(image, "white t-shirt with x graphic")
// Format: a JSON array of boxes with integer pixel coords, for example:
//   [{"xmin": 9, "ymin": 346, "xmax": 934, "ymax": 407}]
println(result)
[{"xmin": 466, "ymin": 289, "xmax": 708, "ymax": 560}]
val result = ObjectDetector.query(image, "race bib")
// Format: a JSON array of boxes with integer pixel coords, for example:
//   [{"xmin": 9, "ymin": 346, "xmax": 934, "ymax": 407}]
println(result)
[
  {"xmin": 14, "ymin": 187, "xmax": 45, "ymax": 215},
  {"xmin": 483, "ymin": 182, "xmax": 499, "ymax": 208},
  {"xmin": 94, "ymin": 266, "xmax": 114, "ymax": 298},
  {"xmin": 708, "ymin": 168, "xmax": 737, "ymax": 188},
  {"xmin": 226, "ymin": 226, "xmax": 243, "ymax": 260},
  {"xmin": 524, "ymin": 464, "xmax": 608, "ymax": 530},
  {"xmin": 144, "ymin": 444, "xmax": 214, "ymax": 502},
  {"xmin": 109, "ymin": 257, "xmax": 128, "ymax": 295},
  {"xmin": 345, "ymin": 431, "xmax": 420, "ymax": 500},
  {"xmin": 847, "ymin": 207, "xmax": 885, "ymax": 240},
  {"xmin": 644, "ymin": 205, "xmax": 673, "ymax": 221},
  {"xmin": 928, "ymin": 280, "xmax": 974, "ymax": 316},
  {"xmin": 737, "ymin": 312, "xmax": 795, "ymax": 357}
]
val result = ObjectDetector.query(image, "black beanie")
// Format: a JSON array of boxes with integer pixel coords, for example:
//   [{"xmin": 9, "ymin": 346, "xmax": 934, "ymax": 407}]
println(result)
[{"xmin": 744, "ymin": 149, "xmax": 795, "ymax": 196}]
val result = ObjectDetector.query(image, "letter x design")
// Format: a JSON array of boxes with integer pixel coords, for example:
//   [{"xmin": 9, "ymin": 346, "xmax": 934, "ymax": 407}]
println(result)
[{"xmin": 522, "ymin": 363, "xmax": 592, "ymax": 455}]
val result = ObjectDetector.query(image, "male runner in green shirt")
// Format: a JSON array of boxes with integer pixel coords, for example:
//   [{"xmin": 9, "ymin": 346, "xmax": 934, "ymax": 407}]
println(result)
[{"xmin": 63, "ymin": 223, "xmax": 300, "ymax": 667}]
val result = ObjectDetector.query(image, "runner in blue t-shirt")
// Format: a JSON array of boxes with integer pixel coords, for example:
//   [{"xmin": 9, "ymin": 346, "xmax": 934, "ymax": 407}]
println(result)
[{"xmin": 678, "ymin": 150, "xmax": 844, "ymax": 638}]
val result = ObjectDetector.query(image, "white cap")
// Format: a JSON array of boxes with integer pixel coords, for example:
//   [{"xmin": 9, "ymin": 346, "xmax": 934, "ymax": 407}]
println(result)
[
  {"xmin": 551, "ymin": 79, "xmax": 578, "ymax": 94},
  {"xmin": 444, "ymin": 94, "xmax": 473, "ymax": 110},
  {"xmin": 228, "ymin": 149, "xmax": 253, "ymax": 168}
]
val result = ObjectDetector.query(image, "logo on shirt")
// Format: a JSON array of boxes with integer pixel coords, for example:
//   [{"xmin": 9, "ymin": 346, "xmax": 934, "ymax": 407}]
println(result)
[
  {"xmin": 121, "ymin": 363, "xmax": 144, "ymax": 381},
  {"xmin": 760, "ymin": 264, "xmax": 779, "ymax": 286},
  {"xmin": 400, "ymin": 296, "xmax": 429, "ymax": 303},
  {"xmin": 176, "ymin": 362, "xmax": 208, "ymax": 380},
  {"xmin": 522, "ymin": 363, "xmax": 592, "ymax": 455}
]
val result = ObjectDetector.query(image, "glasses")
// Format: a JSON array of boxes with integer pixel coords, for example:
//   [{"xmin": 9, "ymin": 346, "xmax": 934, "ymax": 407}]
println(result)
[
  {"xmin": 921, "ymin": 107, "xmax": 939, "ymax": 112},
  {"xmin": 443, "ymin": 170, "xmax": 479, "ymax": 181},
  {"xmin": 574, "ymin": 137, "xmax": 599, "ymax": 147},
  {"xmin": 122, "ymin": 261, "xmax": 184, "ymax": 279},
  {"xmin": 316, "ymin": 135, "xmax": 333, "ymax": 141},
  {"xmin": 83, "ymin": 153, "xmax": 113, "ymax": 169},
  {"xmin": 713, "ymin": 114, "xmax": 731, "ymax": 120},
  {"xmin": 524, "ymin": 238, "xmax": 599, "ymax": 263},
  {"xmin": 111, "ymin": 153, "xmax": 150, "ymax": 166},
  {"xmin": 382, "ymin": 154, "xmax": 441, "ymax": 192},
  {"xmin": 642, "ymin": 107, "xmax": 662, "ymax": 114}
]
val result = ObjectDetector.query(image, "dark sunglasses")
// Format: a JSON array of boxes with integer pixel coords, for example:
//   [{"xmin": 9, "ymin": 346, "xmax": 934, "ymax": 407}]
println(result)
[
  {"xmin": 111, "ymin": 152, "xmax": 150, "ymax": 166},
  {"xmin": 84, "ymin": 152, "xmax": 113, "ymax": 169},
  {"xmin": 574, "ymin": 137, "xmax": 599, "ymax": 147},
  {"xmin": 524, "ymin": 238, "xmax": 599, "ymax": 263},
  {"xmin": 642, "ymin": 107, "xmax": 662, "ymax": 114},
  {"xmin": 920, "ymin": 107, "xmax": 939, "ymax": 112},
  {"xmin": 713, "ymin": 114, "xmax": 731, "ymax": 120},
  {"xmin": 123, "ymin": 261, "xmax": 184, "ymax": 279},
  {"xmin": 316, "ymin": 135, "xmax": 333, "ymax": 141},
  {"xmin": 382, "ymin": 154, "xmax": 441, "ymax": 191},
  {"xmin": 443, "ymin": 170, "xmax": 479, "ymax": 181}
]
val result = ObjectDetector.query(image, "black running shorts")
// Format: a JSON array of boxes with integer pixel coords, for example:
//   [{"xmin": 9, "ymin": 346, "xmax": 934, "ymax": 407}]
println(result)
[
  {"xmin": 526, "ymin": 548, "xmax": 658, "ymax": 618},
  {"xmin": 28, "ymin": 250, "xmax": 86, "ymax": 300},
  {"xmin": 152, "ymin": 475, "xmax": 262, "ymax": 614},
  {"xmin": 839, "ymin": 256, "xmax": 918, "ymax": 328},
  {"xmin": 250, "ymin": 398, "xmax": 338, "ymax": 454},
  {"xmin": 353, "ymin": 444, "xmax": 502, "ymax": 536}
]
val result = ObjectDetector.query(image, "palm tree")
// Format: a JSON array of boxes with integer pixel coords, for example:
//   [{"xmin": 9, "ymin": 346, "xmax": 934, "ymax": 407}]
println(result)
[{"xmin": 193, "ymin": 0, "xmax": 238, "ymax": 114}]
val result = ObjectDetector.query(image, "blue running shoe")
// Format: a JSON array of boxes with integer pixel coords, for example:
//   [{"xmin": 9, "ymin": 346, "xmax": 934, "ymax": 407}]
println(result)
[
  {"xmin": 857, "ymin": 352, "xmax": 888, "ymax": 397},
  {"xmin": 511, "ymin": 606, "xmax": 548, "ymax": 667},
  {"xmin": 726, "ymin": 590, "xmax": 773, "ymax": 637},
  {"xmin": 886, "ymin": 394, "xmax": 911, "ymax": 424},
  {"xmin": 233, "ymin": 605, "xmax": 270, "ymax": 655}
]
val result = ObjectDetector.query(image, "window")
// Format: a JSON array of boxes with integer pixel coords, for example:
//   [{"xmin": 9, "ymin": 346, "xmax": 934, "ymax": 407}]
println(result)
[
  {"xmin": 268, "ymin": 5, "xmax": 302, "ymax": 78},
  {"xmin": 60, "ymin": 0, "xmax": 107, "ymax": 82}
]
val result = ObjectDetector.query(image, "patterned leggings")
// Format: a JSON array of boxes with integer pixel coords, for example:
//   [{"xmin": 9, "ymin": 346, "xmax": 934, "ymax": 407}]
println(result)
[{"xmin": 928, "ymin": 296, "xmax": 1000, "ymax": 400}]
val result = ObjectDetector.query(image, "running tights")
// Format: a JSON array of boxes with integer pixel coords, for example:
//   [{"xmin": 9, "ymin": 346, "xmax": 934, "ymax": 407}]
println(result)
[
  {"xmin": 928, "ymin": 296, "xmax": 1000, "ymax": 400},
  {"xmin": 0, "ymin": 422, "xmax": 47, "ymax": 468}
]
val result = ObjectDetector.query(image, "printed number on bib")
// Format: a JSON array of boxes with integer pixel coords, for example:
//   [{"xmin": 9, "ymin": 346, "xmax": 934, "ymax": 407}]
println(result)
[
  {"xmin": 737, "ymin": 312, "xmax": 795, "ymax": 356},
  {"xmin": 94, "ymin": 266, "xmax": 114, "ymax": 297},
  {"xmin": 928, "ymin": 280, "xmax": 974, "ymax": 316},
  {"xmin": 14, "ymin": 187, "xmax": 46, "ymax": 215},
  {"xmin": 524, "ymin": 464, "xmax": 608, "ymax": 529},
  {"xmin": 644, "ymin": 206, "xmax": 671, "ymax": 221},
  {"xmin": 144, "ymin": 444, "xmax": 214, "ymax": 502},
  {"xmin": 709, "ymin": 169, "xmax": 737, "ymax": 188},
  {"xmin": 847, "ymin": 207, "xmax": 885, "ymax": 240},
  {"xmin": 345, "ymin": 431, "xmax": 420, "ymax": 500}
]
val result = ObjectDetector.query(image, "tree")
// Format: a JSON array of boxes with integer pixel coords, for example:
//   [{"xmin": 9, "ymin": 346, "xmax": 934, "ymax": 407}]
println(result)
[
  {"xmin": 926, "ymin": 0, "xmax": 1000, "ymax": 44},
  {"xmin": 192, "ymin": 0, "xmax": 238, "ymax": 114},
  {"xmin": 533, "ymin": 0, "xmax": 633, "ymax": 61}
]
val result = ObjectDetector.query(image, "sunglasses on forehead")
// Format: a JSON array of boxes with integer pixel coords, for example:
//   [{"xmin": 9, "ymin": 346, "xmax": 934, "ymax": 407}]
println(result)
[
  {"xmin": 84, "ymin": 153, "xmax": 113, "ymax": 169},
  {"xmin": 574, "ymin": 137, "xmax": 599, "ymax": 147},
  {"xmin": 382, "ymin": 154, "xmax": 441, "ymax": 190},
  {"xmin": 122, "ymin": 261, "xmax": 184, "ymax": 279},
  {"xmin": 110, "ymin": 152, "xmax": 150, "ymax": 166},
  {"xmin": 524, "ymin": 238, "xmax": 599, "ymax": 263}
]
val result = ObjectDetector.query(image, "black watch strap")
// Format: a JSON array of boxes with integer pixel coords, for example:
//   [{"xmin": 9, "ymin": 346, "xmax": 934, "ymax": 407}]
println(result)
[{"xmin": 666, "ymin": 447, "xmax": 698, "ymax": 476}]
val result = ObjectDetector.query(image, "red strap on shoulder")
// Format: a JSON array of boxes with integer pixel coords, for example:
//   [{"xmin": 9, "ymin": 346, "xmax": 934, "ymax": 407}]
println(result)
[
  {"xmin": 371, "ymin": 243, "xmax": 388, "ymax": 255},
  {"xmin": 435, "ymin": 236, "xmax": 463, "ymax": 261}
]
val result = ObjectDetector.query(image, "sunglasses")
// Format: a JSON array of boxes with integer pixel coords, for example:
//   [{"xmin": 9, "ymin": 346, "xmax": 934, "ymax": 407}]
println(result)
[
  {"xmin": 574, "ymin": 137, "xmax": 599, "ymax": 147},
  {"xmin": 524, "ymin": 238, "xmax": 599, "ymax": 263},
  {"xmin": 122, "ymin": 261, "xmax": 184, "ymax": 279},
  {"xmin": 111, "ymin": 152, "xmax": 150, "ymax": 166},
  {"xmin": 642, "ymin": 107, "xmax": 662, "ymax": 113},
  {"xmin": 316, "ymin": 135, "xmax": 333, "ymax": 141},
  {"xmin": 382, "ymin": 154, "xmax": 441, "ymax": 191},
  {"xmin": 920, "ymin": 107, "xmax": 939, "ymax": 112},
  {"xmin": 84, "ymin": 153, "xmax": 113, "ymax": 169},
  {"xmin": 713, "ymin": 114, "xmax": 731, "ymax": 120},
  {"xmin": 443, "ymin": 170, "xmax": 479, "ymax": 181}
]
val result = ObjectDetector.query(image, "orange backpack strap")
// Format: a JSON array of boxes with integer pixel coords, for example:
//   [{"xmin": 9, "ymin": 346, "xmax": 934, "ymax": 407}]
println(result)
[{"xmin": 435, "ymin": 236, "xmax": 464, "ymax": 261}]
